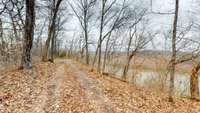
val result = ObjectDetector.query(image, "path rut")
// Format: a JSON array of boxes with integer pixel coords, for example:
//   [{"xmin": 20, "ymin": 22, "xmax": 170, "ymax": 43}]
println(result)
[
  {"xmin": 30, "ymin": 60, "xmax": 114, "ymax": 113},
  {"xmin": 31, "ymin": 61, "xmax": 65, "ymax": 113},
  {"xmin": 66, "ymin": 60, "xmax": 114, "ymax": 113}
]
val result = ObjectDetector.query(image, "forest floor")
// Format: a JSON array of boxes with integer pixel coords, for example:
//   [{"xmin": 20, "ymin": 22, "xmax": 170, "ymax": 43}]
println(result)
[{"xmin": 0, "ymin": 59, "xmax": 200, "ymax": 113}]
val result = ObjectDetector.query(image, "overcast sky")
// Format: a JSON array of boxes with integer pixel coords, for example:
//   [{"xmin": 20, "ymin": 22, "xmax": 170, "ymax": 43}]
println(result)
[{"xmin": 63, "ymin": 0, "xmax": 199, "ymax": 51}]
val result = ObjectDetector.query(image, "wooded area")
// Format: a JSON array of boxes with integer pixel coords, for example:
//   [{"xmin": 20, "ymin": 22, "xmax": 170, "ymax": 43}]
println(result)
[{"xmin": 0, "ymin": 0, "xmax": 200, "ymax": 111}]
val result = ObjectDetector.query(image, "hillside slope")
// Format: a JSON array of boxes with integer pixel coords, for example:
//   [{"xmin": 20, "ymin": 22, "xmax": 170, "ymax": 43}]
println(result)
[{"xmin": 0, "ymin": 59, "xmax": 200, "ymax": 113}]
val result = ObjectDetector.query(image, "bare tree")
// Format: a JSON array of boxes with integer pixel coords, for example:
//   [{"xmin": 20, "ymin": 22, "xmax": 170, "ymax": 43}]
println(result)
[
  {"xmin": 101, "ymin": 0, "xmax": 132, "ymax": 73},
  {"xmin": 20, "ymin": 0, "xmax": 35, "ymax": 69},
  {"xmin": 68, "ymin": 0, "xmax": 96, "ymax": 65},
  {"xmin": 150, "ymin": 0, "xmax": 200, "ymax": 101},
  {"xmin": 122, "ymin": 28, "xmax": 154, "ymax": 80},
  {"xmin": 42, "ymin": 0, "xmax": 63, "ymax": 62},
  {"xmin": 168, "ymin": 0, "xmax": 179, "ymax": 102},
  {"xmin": 0, "ymin": 18, "xmax": 5, "ymax": 56},
  {"xmin": 91, "ymin": 0, "xmax": 131, "ymax": 73},
  {"xmin": 49, "ymin": 14, "xmax": 66, "ymax": 62},
  {"xmin": 121, "ymin": 6, "xmax": 149, "ymax": 80},
  {"xmin": 0, "ymin": 0, "xmax": 25, "ymax": 40},
  {"xmin": 94, "ymin": 0, "xmax": 118, "ymax": 72}
]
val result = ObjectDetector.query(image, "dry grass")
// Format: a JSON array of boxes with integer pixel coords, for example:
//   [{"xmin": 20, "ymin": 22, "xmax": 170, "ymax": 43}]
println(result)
[
  {"xmin": 0, "ymin": 56, "xmax": 41, "ymax": 72},
  {"xmin": 103, "ymin": 55, "xmax": 193, "ymax": 75}
]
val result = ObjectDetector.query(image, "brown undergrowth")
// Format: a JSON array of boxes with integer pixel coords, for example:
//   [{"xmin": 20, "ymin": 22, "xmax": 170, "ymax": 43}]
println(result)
[
  {"xmin": 75, "ymin": 60, "xmax": 200, "ymax": 113},
  {"xmin": 0, "ymin": 62, "xmax": 55, "ymax": 113},
  {"xmin": 1, "ymin": 59, "xmax": 200, "ymax": 113}
]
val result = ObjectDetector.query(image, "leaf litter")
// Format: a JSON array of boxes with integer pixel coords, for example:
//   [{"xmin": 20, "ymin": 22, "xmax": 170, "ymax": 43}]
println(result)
[{"xmin": 0, "ymin": 59, "xmax": 200, "ymax": 113}]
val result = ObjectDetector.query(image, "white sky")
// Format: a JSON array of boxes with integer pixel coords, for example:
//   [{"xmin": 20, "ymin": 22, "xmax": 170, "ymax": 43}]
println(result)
[
  {"xmin": 1, "ymin": 0, "xmax": 197, "ymax": 51},
  {"xmin": 29, "ymin": 0, "xmax": 198, "ymax": 51},
  {"xmin": 64, "ymin": 0, "xmax": 198, "ymax": 51}
]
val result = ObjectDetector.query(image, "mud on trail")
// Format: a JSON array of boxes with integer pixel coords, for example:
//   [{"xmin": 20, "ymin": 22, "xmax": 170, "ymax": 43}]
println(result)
[{"xmin": 1, "ymin": 59, "xmax": 200, "ymax": 113}]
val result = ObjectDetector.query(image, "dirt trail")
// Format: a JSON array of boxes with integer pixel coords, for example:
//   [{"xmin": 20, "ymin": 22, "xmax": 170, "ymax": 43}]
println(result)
[
  {"xmin": 1, "ymin": 59, "xmax": 200, "ymax": 113},
  {"xmin": 66, "ymin": 60, "xmax": 114, "ymax": 113},
  {"xmin": 30, "ymin": 60, "xmax": 114, "ymax": 113},
  {"xmin": 31, "ymin": 61, "xmax": 65, "ymax": 113}
]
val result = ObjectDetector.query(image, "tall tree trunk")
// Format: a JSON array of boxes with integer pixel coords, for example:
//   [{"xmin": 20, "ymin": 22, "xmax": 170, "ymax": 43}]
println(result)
[
  {"xmin": 0, "ymin": 18, "xmax": 3, "ymax": 44},
  {"xmin": 169, "ymin": 0, "xmax": 179, "ymax": 102},
  {"xmin": 85, "ymin": 36, "xmax": 89, "ymax": 64},
  {"xmin": 42, "ymin": 12, "xmax": 54, "ymax": 62},
  {"xmin": 122, "ymin": 57, "xmax": 131, "ymax": 80},
  {"xmin": 122, "ymin": 51, "xmax": 135, "ymax": 81},
  {"xmin": 42, "ymin": 0, "xmax": 62, "ymax": 62},
  {"xmin": 49, "ymin": 26, "xmax": 56, "ymax": 63},
  {"xmin": 0, "ymin": 18, "xmax": 3, "ymax": 39},
  {"xmin": 122, "ymin": 28, "xmax": 135, "ymax": 81},
  {"xmin": 97, "ymin": 0, "xmax": 105, "ymax": 73},
  {"xmin": 0, "ymin": 18, "xmax": 5, "ymax": 56},
  {"xmin": 191, "ymin": 63, "xmax": 200, "ymax": 100},
  {"xmin": 9, "ymin": 12, "xmax": 19, "ymax": 41},
  {"xmin": 21, "ymin": 0, "xmax": 35, "ymax": 69},
  {"xmin": 98, "ymin": 39, "xmax": 102, "ymax": 72},
  {"xmin": 98, "ymin": 26, "xmax": 103, "ymax": 72},
  {"xmin": 84, "ymin": 10, "xmax": 89, "ymax": 65},
  {"xmin": 92, "ymin": 44, "xmax": 99, "ymax": 69},
  {"xmin": 102, "ymin": 34, "xmax": 111, "ymax": 73}
]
